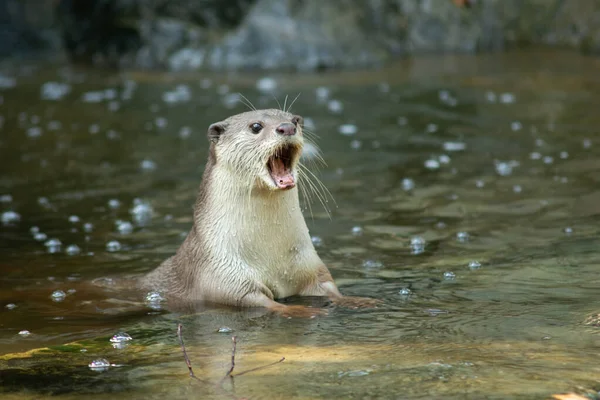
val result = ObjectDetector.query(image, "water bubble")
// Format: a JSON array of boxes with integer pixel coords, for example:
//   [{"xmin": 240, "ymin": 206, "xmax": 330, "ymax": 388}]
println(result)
[
  {"xmin": 529, "ymin": 152, "xmax": 542, "ymax": 160},
  {"xmin": 485, "ymin": 91, "xmax": 497, "ymax": 103},
  {"xmin": 399, "ymin": 288, "xmax": 412, "ymax": 296},
  {"xmin": 217, "ymin": 85, "xmax": 229, "ymax": 95},
  {"xmin": 410, "ymin": 236, "xmax": 426, "ymax": 254},
  {"xmin": 494, "ymin": 160, "xmax": 519, "ymax": 176},
  {"xmin": 140, "ymin": 159, "xmax": 157, "ymax": 171},
  {"xmin": 402, "ymin": 178, "xmax": 415, "ymax": 191},
  {"xmin": 543, "ymin": 156, "xmax": 554, "ymax": 164},
  {"xmin": 379, "ymin": 82, "xmax": 390, "ymax": 93},
  {"xmin": 47, "ymin": 121, "xmax": 62, "ymax": 130},
  {"xmin": 351, "ymin": 226, "xmax": 363, "ymax": 236},
  {"xmin": 425, "ymin": 123, "xmax": 438, "ymax": 133},
  {"xmin": 327, "ymin": 99, "xmax": 343, "ymax": 113},
  {"xmin": 179, "ymin": 126, "xmax": 192, "ymax": 139},
  {"xmin": 436, "ymin": 221, "xmax": 446, "ymax": 229},
  {"xmin": 0, "ymin": 74, "xmax": 17, "ymax": 89},
  {"xmin": 350, "ymin": 140, "xmax": 361, "ymax": 150},
  {"xmin": 256, "ymin": 77, "xmax": 277, "ymax": 92},
  {"xmin": 311, "ymin": 236, "xmax": 323, "ymax": 247},
  {"xmin": 104, "ymin": 88, "xmax": 117, "ymax": 100},
  {"xmin": 108, "ymin": 199, "xmax": 120, "ymax": 209},
  {"xmin": 106, "ymin": 240, "xmax": 121, "ymax": 252},
  {"xmin": 145, "ymin": 291, "xmax": 165, "ymax": 310},
  {"xmin": 563, "ymin": 227, "xmax": 573, "ymax": 235},
  {"xmin": 110, "ymin": 332, "xmax": 132, "ymax": 343},
  {"xmin": 303, "ymin": 117, "xmax": 315, "ymax": 131},
  {"xmin": 315, "ymin": 87, "xmax": 330, "ymax": 101},
  {"xmin": 424, "ymin": 159, "xmax": 440, "ymax": 170},
  {"xmin": 116, "ymin": 221, "xmax": 134, "ymax": 235},
  {"xmin": 18, "ymin": 330, "xmax": 31, "ymax": 337},
  {"xmin": 83, "ymin": 222, "xmax": 94, "ymax": 233},
  {"xmin": 41, "ymin": 82, "xmax": 71, "ymax": 100},
  {"xmin": 0, "ymin": 194, "xmax": 12, "ymax": 203},
  {"xmin": 34, "ymin": 232, "xmax": 48, "ymax": 241},
  {"xmin": 443, "ymin": 142, "xmax": 466, "ymax": 152},
  {"xmin": 5, "ymin": 303, "xmax": 16, "ymax": 310},
  {"xmin": 162, "ymin": 84, "xmax": 191, "ymax": 104},
  {"xmin": 88, "ymin": 124, "xmax": 100, "ymax": 134},
  {"xmin": 82, "ymin": 91, "xmax": 105, "ymax": 103},
  {"xmin": 510, "ymin": 121, "xmax": 522, "ymax": 131},
  {"xmin": 513, "ymin": 185, "xmax": 522, "ymax": 193},
  {"xmin": 145, "ymin": 292, "xmax": 164, "ymax": 302},
  {"xmin": 443, "ymin": 271, "xmax": 456, "ymax": 280},
  {"xmin": 1, "ymin": 211, "xmax": 20, "ymax": 225},
  {"xmin": 51, "ymin": 290, "xmax": 67, "ymax": 302},
  {"xmin": 130, "ymin": 200, "xmax": 153, "ymax": 225},
  {"xmin": 88, "ymin": 359, "xmax": 110, "ymax": 371},
  {"xmin": 456, "ymin": 231, "xmax": 470, "ymax": 242},
  {"xmin": 221, "ymin": 93, "xmax": 240, "ymax": 108},
  {"xmin": 438, "ymin": 155, "xmax": 451, "ymax": 164},
  {"xmin": 106, "ymin": 130, "xmax": 120, "ymax": 140},
  {"xmin": 363, "ymin": 260, "xmax": 383, "ymax": 269},
  {"xmin": 68, "ymin": 215, "xmax": 80, "ymax": 223},
  {"xmin": 499, "ymin": 93, "xmax": 516, "ymax": 104},
  {"xmin": 338, "ymin": 124, "xmax": 357, "ymax": 135},
  {"xmin": 475, "ymin": 180, "xmax": 485, "ymax": 188},
  {"xmin": 397, "ymin": 116, "xmax": 408, "ymax": 126},
  {"xmin": 468, "ymin": 261, "xmax": 481, "ymax": 269},
  {"xmin": 583, "ymin": 138, "xmax": 592, "ymax": 149},
  {"xmin": 338, "ymin": 369, "xmax": 372, "ymax": 377},
  {"xmin": 44, "ymin": 238, "xmax": 62, "ymax": 253},
  {"xmin": 27, "ymin": 126, "xmax": 42, "ymax": 138},
  {"xmin": 65, "ymin": 244, "xmax": 81, "ymax": 256},
  {"xmin": 218, "ymin": 327, "xmax": 233, "ymax": 334},
  {"xmin": 155, "ymin": 117, "xmax": 168, "ymax": 129},
  {"xmin": 559, "ymin": 151, "xmax": 569, "ymax": 159}
]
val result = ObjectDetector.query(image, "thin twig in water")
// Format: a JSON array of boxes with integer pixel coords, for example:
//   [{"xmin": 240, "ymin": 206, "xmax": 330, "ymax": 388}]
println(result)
[
  {"xmin": 177, "ymin": 323, "xmax": 196, "ymax": 377},
  {"xmin": 225, "ymin": 335, "xmax": 237, "ymax": 378},
  {"xmin": 177, "ymin": 324, "xmax": 286, "ymax": 399}
]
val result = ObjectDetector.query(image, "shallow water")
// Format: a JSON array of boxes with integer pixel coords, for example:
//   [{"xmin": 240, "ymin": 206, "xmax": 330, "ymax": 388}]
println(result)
[{"xmin": 1, "ymin": 50, "xmax": 600, "ymax": 399}]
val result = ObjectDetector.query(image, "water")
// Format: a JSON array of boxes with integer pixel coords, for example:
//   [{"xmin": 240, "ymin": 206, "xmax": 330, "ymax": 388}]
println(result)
[{"xmin": 1, "ymin": 50, "xmax": 600, "ymax": 399}]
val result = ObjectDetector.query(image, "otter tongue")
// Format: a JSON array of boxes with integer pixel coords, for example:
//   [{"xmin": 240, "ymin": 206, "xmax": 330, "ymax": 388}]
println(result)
[{"xmin": 270, "ymin": 157, "xmax": 295, "ymax": 189}]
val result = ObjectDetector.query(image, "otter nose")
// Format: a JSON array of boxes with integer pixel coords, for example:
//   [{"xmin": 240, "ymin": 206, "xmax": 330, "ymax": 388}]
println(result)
[{"xmin": 276, "ymin": 123, "xmax": 296, "ymax": 136}]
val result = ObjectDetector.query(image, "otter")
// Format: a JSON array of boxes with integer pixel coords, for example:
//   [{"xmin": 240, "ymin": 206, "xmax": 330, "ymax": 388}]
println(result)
[{"xmin": 141, "ymin": 109, "xmax": 379, "ymax": 317}]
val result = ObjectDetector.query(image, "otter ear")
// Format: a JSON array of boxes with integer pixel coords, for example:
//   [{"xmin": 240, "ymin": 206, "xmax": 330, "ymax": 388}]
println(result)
[
  {"xmin": 207, "ymin": 122, "xmax": 226, "ymax": 143},
  {"xmin": 291, "ymin": 115, "xmax": 303, "ymax": 127}
]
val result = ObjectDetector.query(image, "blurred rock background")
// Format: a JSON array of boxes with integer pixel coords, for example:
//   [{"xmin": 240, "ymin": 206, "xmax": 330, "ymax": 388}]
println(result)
[{"xmin": 2, "ymin": 0, "xmax": 600, "ymax": 70}]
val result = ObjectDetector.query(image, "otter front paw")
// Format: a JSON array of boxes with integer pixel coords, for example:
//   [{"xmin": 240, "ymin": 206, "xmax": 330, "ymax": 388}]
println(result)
[
  {"xmin": 271, "ymin": 304, "xmax": 327, "ymax": 318},
  {"xmin": 330, "ymin": 296, "xmax": 382, "ymax": 309}
]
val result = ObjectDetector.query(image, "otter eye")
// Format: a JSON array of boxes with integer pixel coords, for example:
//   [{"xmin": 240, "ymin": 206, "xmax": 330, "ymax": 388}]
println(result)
[{"xmin": 250, "ymin": 122, "xmax": 263, "ymax": 134}]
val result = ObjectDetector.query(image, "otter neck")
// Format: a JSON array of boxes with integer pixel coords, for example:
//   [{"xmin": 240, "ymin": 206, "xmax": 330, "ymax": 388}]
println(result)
[{"xmin": 194, "ymin": 167, "xmax": 310, "ymax": 248}]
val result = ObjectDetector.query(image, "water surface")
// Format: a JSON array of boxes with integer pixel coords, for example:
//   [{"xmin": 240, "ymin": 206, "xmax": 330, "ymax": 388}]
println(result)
[{"xmin": 1, "ymin": 50, "xmax": 599, "ymax": 399}]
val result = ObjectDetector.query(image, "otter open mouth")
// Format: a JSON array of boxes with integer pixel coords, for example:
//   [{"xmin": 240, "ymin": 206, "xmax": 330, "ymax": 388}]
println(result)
[{"xmin": 267, "ymin": 144, "xmax": 298, "ymax": 190}]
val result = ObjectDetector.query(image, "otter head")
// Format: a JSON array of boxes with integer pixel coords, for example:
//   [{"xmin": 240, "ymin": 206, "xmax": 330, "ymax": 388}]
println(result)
[{"xmin": 207, "ymin": 109, "xmax": 304, "ymax": 191}]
